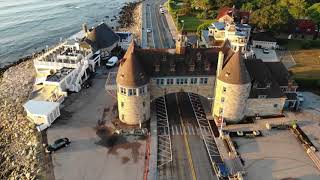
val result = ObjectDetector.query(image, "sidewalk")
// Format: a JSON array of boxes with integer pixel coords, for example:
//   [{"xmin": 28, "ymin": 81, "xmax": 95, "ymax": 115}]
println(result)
[{"xmin": 163, "ymin": 8, "xmax": 178, "ymax": 41}]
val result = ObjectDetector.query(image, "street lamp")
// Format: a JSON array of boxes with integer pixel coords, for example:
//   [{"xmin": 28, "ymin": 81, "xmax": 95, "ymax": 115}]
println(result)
[{"xmin": 180, "ymin": 20, "xmax": 184, "ymax": 31}]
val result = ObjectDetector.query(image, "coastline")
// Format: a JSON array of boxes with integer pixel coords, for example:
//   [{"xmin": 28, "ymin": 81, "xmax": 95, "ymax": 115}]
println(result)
[{"xmin": 0, "ymin": 1, "xmax": 142, "ymax": 179}]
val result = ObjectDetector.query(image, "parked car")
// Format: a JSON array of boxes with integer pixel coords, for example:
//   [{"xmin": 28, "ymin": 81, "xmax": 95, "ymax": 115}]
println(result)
[
  {"xmin": 106, "ymin": 56, "xmax": 119, "ymax": 68},
  {"xmin": 263, "ymin": 48, "xmax": 270, "ymax": 54},
  {"xmin": 214, "ymin": 163, "xmax": 229, "ymax": 178},
  {"xmin": 160, "ymin": 8, "xmax": 165, "ymax": 14},
  {"xmin": 81, "ymin": 80, "xmax": 92, "ymax": 89},
  {"xmin": 146, "ymin": 28, "xmax": 152, "ymax": 33},
  {"xmin": 45, "ymin": 138, "xmax": 70, "ymax": 154}
]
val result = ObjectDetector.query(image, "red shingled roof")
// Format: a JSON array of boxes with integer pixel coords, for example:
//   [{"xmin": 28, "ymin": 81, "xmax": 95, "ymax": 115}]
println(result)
[{"xmin": 216, "ymin": 7, "xmax": 250, "ymax": 21}]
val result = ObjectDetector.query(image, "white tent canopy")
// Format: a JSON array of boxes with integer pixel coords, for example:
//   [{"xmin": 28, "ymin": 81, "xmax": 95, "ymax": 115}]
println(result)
[{"xmin": 23, "ymin": 100, "xmax": 59, "ymax": 116}]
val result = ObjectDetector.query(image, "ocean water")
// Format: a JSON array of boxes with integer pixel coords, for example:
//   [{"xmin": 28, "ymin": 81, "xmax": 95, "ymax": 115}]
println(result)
[{"xmin": 0, "ymin": 0, "xmax": 135, "ymax": 66}]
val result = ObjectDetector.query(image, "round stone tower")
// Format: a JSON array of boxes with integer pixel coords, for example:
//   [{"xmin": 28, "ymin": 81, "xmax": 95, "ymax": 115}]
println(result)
[
  {"xmin": 116, "ymin": 41, "xmax": 150, "ymax": 125},
  {"xmin": 213, "ymin": 51, "xmax": 251, "ymax": 123}
]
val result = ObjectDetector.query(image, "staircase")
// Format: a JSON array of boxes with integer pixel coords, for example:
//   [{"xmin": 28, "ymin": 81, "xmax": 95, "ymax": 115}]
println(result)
[{"xmin": 68, "ymin": 60, "xmax": 89, "ymax": 92}]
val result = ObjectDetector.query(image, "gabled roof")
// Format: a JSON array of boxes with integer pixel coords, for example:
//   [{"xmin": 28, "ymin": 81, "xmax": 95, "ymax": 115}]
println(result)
[
  {"xmin": 244, "ymin": 59, "xmax": 284, "ymax": 98},
  {"xmin": 83, "ymin": 23, "xmax": 120, "ymax": 51},
  {"xmin": 116, "ymin": 41, "xmax": 149, "ymax": 87},
  {"xmin": 218, "ymin": 51, "xmax": 251, "ymax": 84}
]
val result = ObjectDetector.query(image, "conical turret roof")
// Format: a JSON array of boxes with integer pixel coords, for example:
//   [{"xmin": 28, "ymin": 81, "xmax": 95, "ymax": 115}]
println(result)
[
  {"xmin": 218, "ymin": 51, "xmax": 251, "ymax": 84},
  {"xmin": 116, "ymin": 41, "xmax": 149, "ymax": 87}
]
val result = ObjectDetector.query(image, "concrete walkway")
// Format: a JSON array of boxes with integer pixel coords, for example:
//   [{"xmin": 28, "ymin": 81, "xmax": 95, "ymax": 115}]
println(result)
[{"xmin": 163, "ymin": 6, "xmax": 178, "ymax": 41}]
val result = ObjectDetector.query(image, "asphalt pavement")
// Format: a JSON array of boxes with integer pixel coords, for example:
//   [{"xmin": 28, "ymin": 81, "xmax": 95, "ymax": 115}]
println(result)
[
  {"xmin": 144, "ymin": 0, "xmax": 174, "ymax": 48},
  {"xmin": 157, "ymin": 93, "xmax": 217, "ymax": 180}
]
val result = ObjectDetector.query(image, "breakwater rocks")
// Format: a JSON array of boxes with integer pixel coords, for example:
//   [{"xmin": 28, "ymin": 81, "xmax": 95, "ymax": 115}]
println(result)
[
  {"xmin": 0, "ymin": 60, "xmax": 42, "ymax": 179},
  {"xmin": 118, "ymin": 1, "xmax": 142, "ymax": 42},
  {"xmin": 118, "ymin": 1, "xmax": 142, "ymax": 29}
]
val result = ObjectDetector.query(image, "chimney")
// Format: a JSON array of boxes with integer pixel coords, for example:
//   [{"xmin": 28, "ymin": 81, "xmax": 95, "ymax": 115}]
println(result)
[
  {"xmin": 196, "ymin": 52, "xmax": 202, "ymax": 61},
  {"xmin": 170, "ymin": 62, "xmax": 176, "ymax": 72},
  {"xmin": 217, "ymin": 51, "xmax": 224, "ymax": 76},
  {"xmin": 83, "ymin": 23, "xmax": 88, "ymax": 34},
  {"xmin": 176, "ymin": 33, "xmax": 187, "ymax": 55}
]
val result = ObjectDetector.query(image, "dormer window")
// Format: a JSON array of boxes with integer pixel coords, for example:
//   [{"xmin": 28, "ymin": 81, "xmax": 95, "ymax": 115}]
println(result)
[
  {"xmin": 205, "ymin": 62, "xmax": 210, "ymax": 71},
  {"xmin": 170, "ymin": 63, "xmax": 176, "ymax": 72},
  {"xmin": 196, "ymin": 52, "xmax": 201, "ymax": 61},
  {"xmin": 189, "ymin": 63, "xmax": 195, "ymax": 72},
  {"xmin": 155, "ymin": 64, "xmax": 160, "ymax": 72},
  {"xmin": 162, "ymin": 55, "xmax": 167, "ymax": 62}
]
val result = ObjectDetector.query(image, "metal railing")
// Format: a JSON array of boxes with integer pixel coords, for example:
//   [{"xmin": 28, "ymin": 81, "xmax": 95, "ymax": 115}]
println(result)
[
  {"xmin": 187, "ymin": 93, "xmax": 222, "ymax": 176},
  {"xmin": 155, "ymin": 96, "xmax": 172, "ymax": 167}
]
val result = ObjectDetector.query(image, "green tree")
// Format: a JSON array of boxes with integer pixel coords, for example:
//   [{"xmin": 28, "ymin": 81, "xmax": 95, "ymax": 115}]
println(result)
[
  {"xmin": 192, "ymin": 0, "xmax": 210, "ymax": 10},
  {"xmin": 241, "ymin": 2, "xmax": 255, "ymax": 11},
  {"xmin": 216, "ymin": 0, "xmax": 234, "ymax": 8},
  {"xmin": 250, "ymin": 4, "xmax": 291, "ymax": 30},
  {"xmin": 307, "ymin": 3, "xmax": 320, "ymax": 39},
  {"xmin": 279, "ymin": 0, "xmax": 307, "ymax": 19},
  {"xmin": 197, "ymin": 21, "xmax": 213, "ymax": 37}
]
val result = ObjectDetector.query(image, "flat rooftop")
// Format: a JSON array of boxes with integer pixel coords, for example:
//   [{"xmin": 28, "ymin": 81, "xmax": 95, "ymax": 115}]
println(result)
[
  {"xmin": 252, "ymin": 48, "xmax": 279, "ymax": 62},
  {"xmin": 46, "ymin": 67, "xmax": 74, "ymax": 82}
]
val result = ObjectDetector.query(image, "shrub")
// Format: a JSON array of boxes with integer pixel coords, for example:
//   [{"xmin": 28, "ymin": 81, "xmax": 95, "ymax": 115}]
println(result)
[{"xmin": 197, "ymin": 22, "xmax": 213, "ymax": 37}]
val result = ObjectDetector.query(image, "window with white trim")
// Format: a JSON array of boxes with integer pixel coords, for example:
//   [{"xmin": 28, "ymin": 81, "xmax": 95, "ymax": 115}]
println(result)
[
  {"xmin": 222, "ymin": 87, "xmax": 227, "ymax": 93},
  {"xmin": 167, "ymin": 78, "xmax": 174, "ymax": 85},
  {"xmin": 199, "ymin": 77, "xmax": 208, "ymax": 84},
  {"xmin": 190, "ymin": 78, "xmax": 198, "ymax": 84},
  {"xmin": 132, "ymin": 89, "xmax": 137, "ymax": 96},
  {"xmin": 128, "ymin": 89, "xmax": 133, "ymax": 96}
]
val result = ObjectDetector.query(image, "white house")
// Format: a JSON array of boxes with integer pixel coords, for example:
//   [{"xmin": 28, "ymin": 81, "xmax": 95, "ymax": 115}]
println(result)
[
  {"xmin": 251, "ymin": 33, "xmax": 278, "ymax": 49},
  {"xmin": 23, "ymin": 100, "xmax": 60, "ymax": 131}
]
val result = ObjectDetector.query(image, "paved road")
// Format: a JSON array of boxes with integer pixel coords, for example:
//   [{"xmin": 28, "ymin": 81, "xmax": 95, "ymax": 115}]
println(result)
[
  {"xmin": 157, "ymin": 93, "xmax": 217, "ymax": 180},
  {"xmin": 144, "ymin": 0, "xmax": 174, "ymax": 48}
]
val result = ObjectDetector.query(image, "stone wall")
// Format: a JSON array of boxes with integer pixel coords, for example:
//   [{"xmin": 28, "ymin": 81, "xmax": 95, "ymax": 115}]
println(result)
[
  {"xmin": 245, "ymin": 97, "xmax": 286, "ymax": 117},
  {"xmin": 213, "ymin": 79, "xmax": 251, "ymax": 122},
  {"xmin": 117, "ymin": 90, "xmax": 150, "ymax": 125},
  {"xmin": 149, "ymin": 76, "xmax": 215, "ymax": 101}
]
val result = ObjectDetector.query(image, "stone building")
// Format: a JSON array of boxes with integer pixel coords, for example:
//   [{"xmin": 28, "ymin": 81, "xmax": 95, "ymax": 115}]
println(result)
[{"xmin": 113, "ymin": 32, "xmax": 295, "ymax": 125}]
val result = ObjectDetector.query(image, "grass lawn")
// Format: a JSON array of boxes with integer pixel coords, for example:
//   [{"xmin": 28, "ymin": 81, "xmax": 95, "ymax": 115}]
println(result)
[
  {"xmin": 178, "ymin": 16, "xmax": 214, "ymax": 32},
  {"xmin": 277, "ymin": 37, "xmax": 320, "ymax": 50},
  {"xmin": 290, "ymin": 49, "xmax": 320, "ymax": 80},
  {"xmin": 166, "ymin": 0, "xmax": 214, "ymax": 32}
]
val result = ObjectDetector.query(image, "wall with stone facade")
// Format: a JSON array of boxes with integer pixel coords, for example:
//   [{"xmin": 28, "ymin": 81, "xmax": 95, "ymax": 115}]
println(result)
[
  {"xmin": 117, "ymin": 89, "xmax": 150, "ymax": 125},
  {"xmin": 149, "ymin": 76, "xmax": 215, "ymax": 101},
  {"xmin": 245, "ymin": 97, "xmax": 286, "ymax": 117},
  {"xmin": 213, "ymin": 79, "xmax": 251, "ymax": 122}
]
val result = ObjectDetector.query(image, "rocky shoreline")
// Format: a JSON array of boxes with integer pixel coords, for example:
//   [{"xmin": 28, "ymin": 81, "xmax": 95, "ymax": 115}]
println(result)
[{"xmin": 0, "ymin": 1, "xmax": 142, "ymax": 179}]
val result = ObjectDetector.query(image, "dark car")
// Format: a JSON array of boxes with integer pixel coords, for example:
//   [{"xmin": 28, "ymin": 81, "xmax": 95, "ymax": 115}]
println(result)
[
  {"xmin": 45, "ymin": 138, "xmax": 70, "ymax": 154},
  {"xmin": 81, "ymin": 80, "xmax": 92, "ymax": 89}
]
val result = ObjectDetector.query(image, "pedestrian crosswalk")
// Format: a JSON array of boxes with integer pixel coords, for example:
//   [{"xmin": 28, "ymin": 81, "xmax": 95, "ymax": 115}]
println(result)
[{"xmin": 168, "ymin": 124, "xmax": 212, "ymax": 136}]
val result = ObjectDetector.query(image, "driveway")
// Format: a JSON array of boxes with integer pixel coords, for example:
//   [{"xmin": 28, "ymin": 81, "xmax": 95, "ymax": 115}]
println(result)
[{"xmin": 47, "ymin": 68, "xmax": 146, "ymax": 180}]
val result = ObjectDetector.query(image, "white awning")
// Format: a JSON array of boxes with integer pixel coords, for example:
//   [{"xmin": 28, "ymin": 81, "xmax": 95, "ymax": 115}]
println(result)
[{"xmin": 23, "ymin": 100, "xmax": 59, "ymax": 116}]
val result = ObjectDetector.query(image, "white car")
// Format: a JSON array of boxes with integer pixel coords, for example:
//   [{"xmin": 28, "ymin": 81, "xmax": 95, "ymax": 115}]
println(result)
[
  {"xmin": 160, "ymin": 8, "xmax": 165, "ymax": 14},
  {"xmin": 106, "ymin": 56, "xmax": 119, "ymax": 68},
  {"xmin": 263, "ymin": 48, "xmax": 270, "ymax": 54},
  {"xmin": 146, "ymin": 28, "xmax": 152, "ymax": 33}
]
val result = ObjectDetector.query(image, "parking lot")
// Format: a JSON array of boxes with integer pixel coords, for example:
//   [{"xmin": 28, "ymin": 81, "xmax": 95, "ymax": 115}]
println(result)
[
  {"xmin": 46, "ymin": 68, "xmax": 146, "ymax": 180},
  {"xmin": 234, "ymin": 130, "xmax": 319, "ymax": 180}
]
